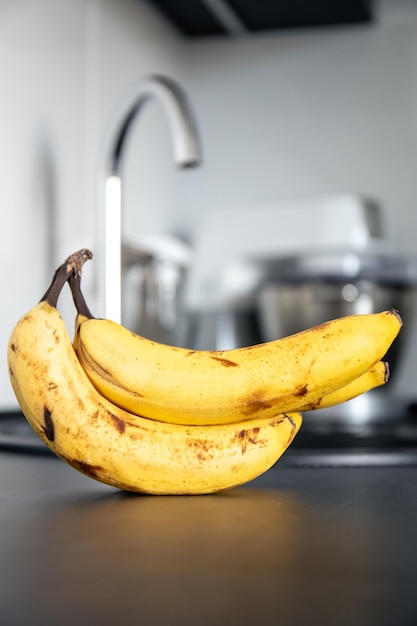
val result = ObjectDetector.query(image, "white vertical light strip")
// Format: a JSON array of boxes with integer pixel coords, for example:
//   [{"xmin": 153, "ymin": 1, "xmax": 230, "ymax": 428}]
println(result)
[
  {"xmin": 83, "ymin": 0, "xmax": 101, "ymax": 308},
  {"xmin": 105, "ymin": 175, "xmax": 122, "ymax": 323}
]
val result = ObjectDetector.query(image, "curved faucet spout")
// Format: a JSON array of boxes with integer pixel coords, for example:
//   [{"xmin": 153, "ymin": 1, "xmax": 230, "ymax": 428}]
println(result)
[
  {"xmin": 102, "ymin": 74, "xmax": 201, "ymax": 323},
  {"xmin": 109, "ymin": 74, "xmax": 201, "ymax": 174}
]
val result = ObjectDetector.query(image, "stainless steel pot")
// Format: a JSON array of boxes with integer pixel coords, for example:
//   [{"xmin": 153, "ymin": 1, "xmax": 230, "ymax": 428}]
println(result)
[
  {"xmin": 257, "ymin": 280, "xmax": 416, "ymax": 380},
  {"xmin": 253, "ymin": 250, "xmax": 417, "ymax": 430},
  {"xmin": 255, "ymin": 251, "xmax": 417, "ymax": 376},
  {"xmin": 121, "ymin": 235, "xmax": 193, "ymax": 345}
]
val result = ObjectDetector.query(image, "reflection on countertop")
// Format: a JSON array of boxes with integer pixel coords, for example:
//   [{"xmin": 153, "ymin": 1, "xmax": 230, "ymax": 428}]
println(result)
[{"xmin": 1, "ymin": 449, "xmax": 417, "ymax": 626}]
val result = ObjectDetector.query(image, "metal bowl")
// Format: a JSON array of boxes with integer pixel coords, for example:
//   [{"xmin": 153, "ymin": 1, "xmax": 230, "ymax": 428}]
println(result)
[{"xmin": 254, "ymin": 251, "xmax": 417, "ymax": 379}]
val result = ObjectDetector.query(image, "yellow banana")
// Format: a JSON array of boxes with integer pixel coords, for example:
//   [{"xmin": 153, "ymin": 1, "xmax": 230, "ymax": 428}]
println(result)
[
  {"xmin": 70, "ymin": 270, "xmax": 402, "ymax": 426},
  {"xmin": 7, "ymin": 254, "xmax": 301, "ymax": 495},
  {"xmin": 297, "ymin": 360, "xmax": 389, "ymax": 411}
]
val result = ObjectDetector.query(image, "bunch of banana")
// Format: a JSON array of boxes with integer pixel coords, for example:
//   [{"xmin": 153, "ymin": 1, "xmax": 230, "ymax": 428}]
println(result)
[
  {"xmin": 7, "ymin": 250, "xmax": 301, "ymax": 494},
  {"xmin": 7, "ymin": 249, "xmax": 401, "ymax": 495}
]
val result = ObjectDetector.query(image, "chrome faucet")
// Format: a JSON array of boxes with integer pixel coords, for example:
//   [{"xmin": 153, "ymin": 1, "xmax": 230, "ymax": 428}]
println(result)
[{"xmin": 100, "ymin": 74, "xmax": 201, "ymax": 323}]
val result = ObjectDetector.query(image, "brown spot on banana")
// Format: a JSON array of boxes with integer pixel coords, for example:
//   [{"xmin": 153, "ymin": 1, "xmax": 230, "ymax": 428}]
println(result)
[
  {"xmin": 235, "ymin": 426, "xmax": 266, "ymax": 454},
  {"xmin": 304, "ymin": 399, "xmax": 321, "ymax": 410},
  {"xmin": 209, "ymin": 355, "xmax": 239, "ymax": 367},
  {"xmin": 240, "ymin": 392, "xmax": 274, "ymax": 416},
  {"xmin": 311, "ymin": 320, "xmax": 331, "ymax": 333},
  {"xmin": 188, "ymin": 438, "xmax": 215, "ymax": 461},
  {"xmin": 284, "ymin": 413, "xmax": 297, "ymax": 429},
  {"xmin": 42, "ymin": 407, "xmax": 55, "ymax": 441},
  {"xmin": 242, "ymin": 387, "xmax": 308, "ymax": 416},
  {"xmin": 282, "ymin": 414, "xmax": 298, "ymax": 446},
  {"xmin": 10, "ymin": 343, "xmax": 16, "ymax": 352},
  {"xmin": 63, "ymin": 457, "xmax": 104, "ymax": 479},
  {"xmin": 97, "ymin": 406, "xmax": 142, "ymax": 433},
  {"xmin": 110, "ymin": 414, "xmax": 126, "ymax": 434},
  {"xmin": 294, "ymin": 384, "xmax": 308, "ymax": 397}
]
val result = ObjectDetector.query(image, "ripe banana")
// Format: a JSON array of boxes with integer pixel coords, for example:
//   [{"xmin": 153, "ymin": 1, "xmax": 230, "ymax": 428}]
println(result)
[
  {"xmin": 7, "ymin": 254, "xmax": 301, "ymax": 495},
  {"xmin": 70, "ymin": 270, "xmax": 402, "ymax": 426},
  {"xmin": 297, "ymin": 360, "xmax": 389, "ymax": 411}
]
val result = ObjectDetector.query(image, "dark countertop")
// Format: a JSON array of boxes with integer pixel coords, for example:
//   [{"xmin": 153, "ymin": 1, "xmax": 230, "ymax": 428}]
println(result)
[{"xmin": 1, "ymin": 446, "xmax": 417, "ymax": 626}]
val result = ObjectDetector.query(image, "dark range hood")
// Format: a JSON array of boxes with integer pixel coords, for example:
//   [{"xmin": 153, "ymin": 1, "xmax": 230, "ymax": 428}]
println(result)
[{"xmin": 146, "ymin": 0, "xmax": 374, "ymax": 37}]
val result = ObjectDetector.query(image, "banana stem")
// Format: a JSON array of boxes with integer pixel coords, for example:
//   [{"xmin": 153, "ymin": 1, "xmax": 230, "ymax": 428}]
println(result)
[
  {"xmin": 40, "ymin": 249, "xmax": 93, "ymax": 308},
  {"xmin": 68, "ymin": 269, "xmax": 95, "ymax": 320}
]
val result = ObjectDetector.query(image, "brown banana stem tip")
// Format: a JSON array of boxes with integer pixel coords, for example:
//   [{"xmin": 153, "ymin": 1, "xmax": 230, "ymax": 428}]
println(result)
[
  {"xmin": 65, "ymin": 249, "xmax": 93, "ymax": 277},
  {"xmin": 40, "ymin": 249, "xmax": 93, "ymax": 309},
  {"xmin": 384, "ymin": 361, "xmax": 390, "ymax": 383}
]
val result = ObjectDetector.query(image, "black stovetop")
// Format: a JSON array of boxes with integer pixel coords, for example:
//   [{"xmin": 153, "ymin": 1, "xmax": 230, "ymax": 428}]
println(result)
[{"xmin": 3, "ymin": 404, "xmax": 417, "ymax": 467}]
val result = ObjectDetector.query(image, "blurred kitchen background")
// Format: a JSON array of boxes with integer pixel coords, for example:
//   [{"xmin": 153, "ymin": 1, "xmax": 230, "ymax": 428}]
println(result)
[{"xmin": 2, "ymin": 0, "xmax": 417, "ymax": 434}]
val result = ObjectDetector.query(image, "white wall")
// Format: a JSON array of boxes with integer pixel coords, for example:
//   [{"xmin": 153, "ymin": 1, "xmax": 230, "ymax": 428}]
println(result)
[
  {"xmin": 1, "ymin": 0, "xmax": 417, "ymax": 408},
  {"xmin": 0, "ymin": 0, "xmax": 185, "ymax": 409},
  {"xmin": 177, "ymin": 1, "xmax": 417, "ymax": 249}
]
